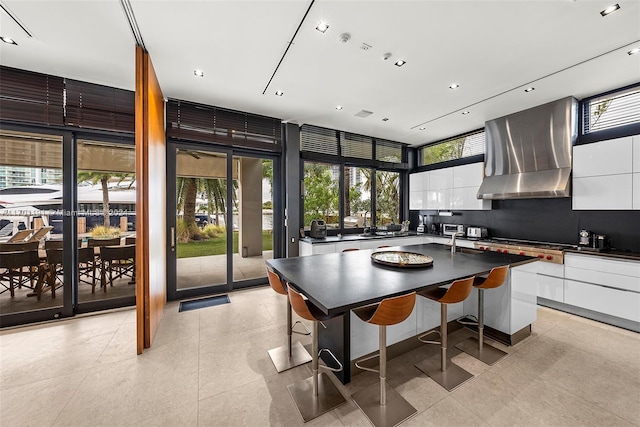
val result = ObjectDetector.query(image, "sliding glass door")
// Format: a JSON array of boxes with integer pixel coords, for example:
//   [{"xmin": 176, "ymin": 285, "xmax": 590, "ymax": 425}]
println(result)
[{"xmin": 167, "ymin": 143, "xmax": 280, "ymax": 299}]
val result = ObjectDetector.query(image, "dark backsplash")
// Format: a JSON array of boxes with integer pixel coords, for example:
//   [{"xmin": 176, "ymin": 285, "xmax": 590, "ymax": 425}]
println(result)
[{"xmin": 410, "ymin": 198, "xmax": 640, "ymax": 252}]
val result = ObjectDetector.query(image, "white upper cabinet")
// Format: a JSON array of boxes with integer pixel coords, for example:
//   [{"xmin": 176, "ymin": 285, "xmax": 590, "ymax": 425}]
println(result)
[
  {"xmin": 409, "ymin": 172, "xmax": 424, "ymax": 192},
  {"xmin": 409, "ymin": 162, "xmax": 490, "ymax": 210},
  {"xmin": 453, "ymin": 162, "xmax": 483, "ymax": 188},
  {"xmin": 633, "ymin": 135, "xmax": 640, "ymax": 173},
  {"xmin": 573, "ymin": 134, "xmax": 639, "ymax": 210},
  {"xmin": 429, "ymin": 167, "xmax": 454, "ymax": 190},
  {"xmin": 573, "ymin": 136, "xmax": 633, "ymax": 177}
]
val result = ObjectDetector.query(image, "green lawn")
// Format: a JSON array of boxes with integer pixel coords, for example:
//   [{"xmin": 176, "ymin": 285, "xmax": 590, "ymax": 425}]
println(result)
[{"xmin": 177, "ymin": 231, "xmax": 273, "ymax": 258}]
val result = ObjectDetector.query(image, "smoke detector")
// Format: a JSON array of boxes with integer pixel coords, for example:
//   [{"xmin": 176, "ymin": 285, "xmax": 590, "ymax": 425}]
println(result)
[
  {"xmin": 338, "ymin": 33, "xmax": 350, "ymax": 43},
  {"xmin": 382, "ymin": 53, "xmax": 392, "ymax": 61}
]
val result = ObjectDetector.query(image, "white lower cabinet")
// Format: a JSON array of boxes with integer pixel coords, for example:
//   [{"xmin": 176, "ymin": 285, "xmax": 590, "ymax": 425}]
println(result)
[
  {"xmin": 564, "ymin": 279, "xmax": 640, "ymax": 323},
  {"xmin": 563, "ymin": 253, "xmax": 640, "ymax": 323},
  {"xmin": 462, "ymin": 265, "xmax": 537, "ymax": 335},
  {"xmin": 350, "ymin": 307, "xmax": 419, "ymax": 360}
]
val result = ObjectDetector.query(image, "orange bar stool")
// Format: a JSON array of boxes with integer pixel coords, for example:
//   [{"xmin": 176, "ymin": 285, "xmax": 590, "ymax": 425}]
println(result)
[
  {"xmin": 455, "ymin": 266, "xmax": 509, "ymax": 365},
  {"xmin": 352, "ymin": 292, "xmax": 417, "ymax": 427},
  {"xmin": 414, "ymin": 277, "xmax": 475, "ymax": 391},
  {"xmin": 265, "ymin": 268, "xmax": 312, "ymax": 372},
  {"xmin": 342, "ymin": 248, "xmax": 360, "ymax": 252},
  {"xmin": 287, "ymin": 287, "xmax": 346, "ymax": 422}
]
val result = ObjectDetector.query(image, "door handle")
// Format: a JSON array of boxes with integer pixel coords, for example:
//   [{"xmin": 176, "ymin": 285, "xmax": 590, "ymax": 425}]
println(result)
[{"xmin": 170, "ymin": 227, "xmax": 175, "ymax": 251}]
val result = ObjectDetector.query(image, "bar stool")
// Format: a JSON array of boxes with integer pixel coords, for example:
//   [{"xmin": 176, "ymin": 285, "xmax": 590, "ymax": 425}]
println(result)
[
  {"xmin": 352, "ymin": 292, "xmax": 417, "ymax": 427},
  {"xmin": 455, "ymin": 266, "xmax": 509, "ymax": 365},
  {"xmin": 342, "ymin": 248, "xmax": 360, "ymax": 252},
  {"xmin": 265, "ymin": 268, "xmax": 312, "ymax": 372},
  {"xmin": 287, "ymin": 287, "xmax": 346, "ymax": 422},
  {"xmin": 414, "ymin": 277, "xmax": 475, "ymax": 391}
]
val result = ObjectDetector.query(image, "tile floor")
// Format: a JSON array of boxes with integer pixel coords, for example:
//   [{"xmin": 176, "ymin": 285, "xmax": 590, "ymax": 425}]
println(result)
[{"xmin": 1, "ymin": 286, "xmax": 639, "ymax": 427}]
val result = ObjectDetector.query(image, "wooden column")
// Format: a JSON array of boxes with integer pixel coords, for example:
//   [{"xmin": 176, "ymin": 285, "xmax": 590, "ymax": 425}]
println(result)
[{"xmin": 135, "ymin": 45, "xmax": 167, "ymax": 354}]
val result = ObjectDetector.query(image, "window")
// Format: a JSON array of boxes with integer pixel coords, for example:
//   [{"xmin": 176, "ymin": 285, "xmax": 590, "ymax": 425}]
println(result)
[
  {"xmin": 303, "ymin": 162, "xmax": 339, "ymax": 228},
  {"xmin": 375, "ymin": 171, "xmax": 400, "ymax": 226},
  {"xmin": 343, "ymin": 166, "xmax": 372, "ymax": 228},
  {"xmin": 583, "ymin": 85, "xmax": 640, "ymax": 134},
  {"xmin": 420, "ymin": 130, "xmax": 485, "ymax": 166}
]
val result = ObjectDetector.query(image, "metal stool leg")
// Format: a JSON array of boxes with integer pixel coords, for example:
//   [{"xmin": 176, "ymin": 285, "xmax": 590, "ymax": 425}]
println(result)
[
  {"xmin": 352, "ymin": 325, "xmax": 417, "ymax": 427},
  {"xmin": 455, "ymin": 289, "xmax": 508, "ymax": 365},
  {"xmin": 267, "ymin": 298, "xmax": 312, "ymax": 372},
  {"xmin": 287, "ymin": 320, "xmax": 346, "ymax": 422},
  {"xmin": 415, "ymin": 303, "xmax": 474, "ymax": 391}
]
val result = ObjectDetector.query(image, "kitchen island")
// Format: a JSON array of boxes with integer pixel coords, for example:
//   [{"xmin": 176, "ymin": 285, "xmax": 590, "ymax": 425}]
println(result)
[{"xmin": 267, "ymin": 243, "xmax": 536, "ymax": 383}]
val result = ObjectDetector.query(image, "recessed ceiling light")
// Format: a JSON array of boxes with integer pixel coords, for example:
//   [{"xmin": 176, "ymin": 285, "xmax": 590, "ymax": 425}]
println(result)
[
  {"xmin": 462, "ymin": 111, "xmax": 470, "ymax": 115},
  {"xmin": 315, "ymin": 21, "xmax": 329, "ymax": 33},
  {"xmin": 419, "ymin": 127, "xmax": 426, "ymax": 130},
  {"xmin": 394, "ymin": 59, "xmax": 406, "ymax": 67},
  {"xmin": 1, "ymin": 36, "xmax": 17, "ymax": 45},
  {"xmin": 600, "ymin": 4, "xmax": 620, "ymax": 16},
  {"xmin": 524, "ymin": 87, "xmax": 535, "ymax": 92},
  {"xmin": 449, "ymin": 83, "xmax": 460, "ymax": 90},
  {"xmin": 628, "ymin": 47, "xmax": 640, "ymax": 55},
  {"xmin": 193, "ymin": 69, "xmax": 204, "ymax": 77},
  {"xmin": 382, "ymin": 118, "xmax": 389, "ymax": 121},
  {"xmin": 335, "ymin": 105, "xmax": 343, "ymax": 110},
  {"xmin": 275, "ymin": 90, "xmax": 284, "ymax": 96}
]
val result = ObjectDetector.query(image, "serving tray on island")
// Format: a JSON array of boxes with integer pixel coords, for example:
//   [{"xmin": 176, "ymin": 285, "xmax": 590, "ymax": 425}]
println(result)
[{"xmin": 371, "ymin": 251, "xmax": 434, "ymax": 268}]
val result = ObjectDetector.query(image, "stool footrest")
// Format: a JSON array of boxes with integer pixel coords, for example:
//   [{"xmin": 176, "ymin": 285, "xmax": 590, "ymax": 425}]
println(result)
[
  {"xmin": 456, "ymin": 315, "xmax": 478, "ymax": 326},
  {"xmin": 291, "ymin": 320, "xmax": 311, "ymax": 336},
  {"xmin": 417, "ymin": 329, "xmax": 441, "ymax": 345},
  {"xmin": 354, "ymin": 352, "xmax": 380, "ymax": 374},
  {"xmin": 319, "ymin": 348, "xmax": 343, "ymax": 373}
]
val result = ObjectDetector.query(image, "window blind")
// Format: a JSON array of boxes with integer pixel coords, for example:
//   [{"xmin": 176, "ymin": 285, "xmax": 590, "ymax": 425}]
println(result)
[
  {"xmin": 583, "ymin": 86, "xmax": 640, "ymax": 134},
  {"xmin": 340, "ymin": 132, "xmax": 373, "ymax": 160},
  {"xmin": 375, "ymin": 139, "xmax": 403, "ymax": 163},
  {"xmin": 64, "ymin": 79, "xmax": 135, "ymax": 133},
  {"xmin": 166, "ymin": 100, "xmax": 281, "ymax": 151},
  {"xmin": 300, "ymin": 124, "xmax": 339, "ymax": 156},
  {"xmin": 0, "ymin": 66, "xmax": 64, "ymax": 126},
  {"xmin": 420, "ymin": 129, "xmax": 485, "ymax": 166}
]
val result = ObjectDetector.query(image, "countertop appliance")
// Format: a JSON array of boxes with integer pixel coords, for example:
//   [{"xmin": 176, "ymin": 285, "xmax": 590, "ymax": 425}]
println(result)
[
  {"xmin": 309, "ymin": 219, "xmax": 327, "ymax": 239},
  {"xmin": 579, "ymin": 229, "xmax": 592, "ymax": 247},
  {"xmin": 466, "ymin": 226, "xmax": 488, "ymax": 240},
  {"xmin": 443, "ymin": 224, "xmax": 465, "ymax": 237},
  {"xmin": 474, "ymin": 238, "xmax": 574, "ymax": 264},
  {"xmin": 592, "ymin": 234, "xmax": 610, "ymax": 250},
  {"xmin": 417, "ymin": 215, "xmax": 425, "ymax": 233}
]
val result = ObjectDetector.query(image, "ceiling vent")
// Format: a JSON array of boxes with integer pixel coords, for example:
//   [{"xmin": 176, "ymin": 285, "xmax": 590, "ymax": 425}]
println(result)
[{"xmin": 355, "ymin": 110, "xmax": 373, "ymax": 118}]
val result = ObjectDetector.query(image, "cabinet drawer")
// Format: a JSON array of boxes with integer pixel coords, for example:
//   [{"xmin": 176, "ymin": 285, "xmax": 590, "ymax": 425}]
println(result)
[
  {"xmin": 565, "ymin": 279, "xmax": 640, "ymax": 322},
  {"xmin": 564, "ymin": 267, "xmax": 639, "ymax": 293},
  {"xmin": 537, "ymin": 275, "xmax": 564, "ymax": 302},
  {"xmin": 565, "ymin": 254, "xmax": 640, "ymax": 279}
]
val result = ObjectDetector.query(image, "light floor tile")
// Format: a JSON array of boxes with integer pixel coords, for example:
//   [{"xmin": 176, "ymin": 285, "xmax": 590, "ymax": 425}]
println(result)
[{"xmin": 1, "ymin": 288, "xmax": 639, "ymax": 427}]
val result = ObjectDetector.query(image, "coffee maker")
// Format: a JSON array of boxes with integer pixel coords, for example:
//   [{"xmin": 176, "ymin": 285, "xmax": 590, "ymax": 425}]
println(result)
[{"xmin": 579, "ymin": 229, "xmax": 592, "ymax": 247}]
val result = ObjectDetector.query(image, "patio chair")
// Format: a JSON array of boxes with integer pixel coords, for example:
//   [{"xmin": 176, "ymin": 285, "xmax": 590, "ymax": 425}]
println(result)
[
  {"xmin": 77, "ymin": 247, "xmax": 98, "ymax": 292},
  {"xmin": 99, "ymin": 244, "xmax": 135, "ymax": 289},
  {"xmin": 0, "ymin": 250, "xmax": 42, "ymax": 298},
  {"xmin": 7, "ymin": 229, "xmax": 34, "ymax": 243},
  {"xmin": 25, "ymin": 226, "xmax": 53, "ymax": 243}
]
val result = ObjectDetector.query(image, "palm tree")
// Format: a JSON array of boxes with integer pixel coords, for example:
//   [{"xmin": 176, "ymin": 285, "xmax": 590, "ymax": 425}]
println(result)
[{"xmin": 77, "ymin": 171, "xmax": 134, "ymax": 228}]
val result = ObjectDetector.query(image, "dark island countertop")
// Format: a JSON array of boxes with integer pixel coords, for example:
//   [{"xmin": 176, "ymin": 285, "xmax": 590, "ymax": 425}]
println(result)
[{"xmin": 267, "ymin": 243, "xmax": 535, "ymax": 316}]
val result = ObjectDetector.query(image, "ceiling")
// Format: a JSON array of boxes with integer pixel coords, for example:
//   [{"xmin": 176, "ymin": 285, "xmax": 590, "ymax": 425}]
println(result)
[{"xmin": 1, "ymin": 0, "xmax": 639, "ymax": 147}]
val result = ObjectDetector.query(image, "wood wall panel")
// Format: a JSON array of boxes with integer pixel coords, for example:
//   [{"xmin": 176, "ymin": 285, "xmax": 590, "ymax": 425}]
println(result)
[{"xmin": 135, "ymin": 45, "xmax": 167, "ymax": 354}]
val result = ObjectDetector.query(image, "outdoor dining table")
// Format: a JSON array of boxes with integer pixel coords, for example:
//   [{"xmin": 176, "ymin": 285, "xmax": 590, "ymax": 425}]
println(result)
[{"xmin": 266, "ymin": 242, "xmax": 535, "ymax": 383}]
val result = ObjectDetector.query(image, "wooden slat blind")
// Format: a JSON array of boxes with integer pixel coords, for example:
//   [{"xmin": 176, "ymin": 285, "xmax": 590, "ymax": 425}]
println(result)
[
  {"xmin": 64, "ymin": 79, "xmax": 135, "ymax": 133},
  {"xmin": 166, "ymin": 100, "xmax": 281, "ymax": 151},
  {"xmin": 0, "ymin": 66, "xmax": 64, "ymax": 125}
]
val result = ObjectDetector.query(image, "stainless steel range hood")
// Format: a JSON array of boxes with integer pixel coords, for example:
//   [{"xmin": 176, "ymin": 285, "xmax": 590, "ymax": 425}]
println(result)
[{"xmin": 477, "ymin": 96, "xmax": 578, "ymax": 200}]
